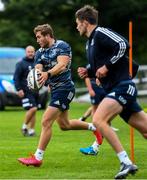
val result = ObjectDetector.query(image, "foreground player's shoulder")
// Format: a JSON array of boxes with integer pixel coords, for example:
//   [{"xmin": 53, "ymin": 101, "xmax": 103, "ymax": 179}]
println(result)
[
  {"xmin": 95, "ymin": 27, "xmax": 128, "ymax": 43},
  {"xmin": 92, "ymin": 27, "xmax": 107, "ymax": 42},
  {"xmin": 95, "ymin": 27, "xmax": 109, "ymax": 37},
  {"xmin": 95, "ymin": 27, "xmax": 118, "ymax": 38},
  {"xmin": 34, "ymin": 48, "xmax": 45, "ymax": 64},
  {"xmin": 36, "ymin": 48, "xmax": 44, "ymax": 55},
  {"xmin": 56, "ymin": 40, "xmax": 71, "ymax": 56},
  {"xmin": 35, "ymin": 48, "xmax": 45, "ymax": 59},
  {"xmin": 56, "ymin": 40, "xmax": 71, "ymax": 49}
]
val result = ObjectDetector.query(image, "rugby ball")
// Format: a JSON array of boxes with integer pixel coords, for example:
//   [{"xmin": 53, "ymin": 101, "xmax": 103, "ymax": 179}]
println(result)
[{"xmin": 27, "ymin": 68, "xmax": 42, "ymax": 91}]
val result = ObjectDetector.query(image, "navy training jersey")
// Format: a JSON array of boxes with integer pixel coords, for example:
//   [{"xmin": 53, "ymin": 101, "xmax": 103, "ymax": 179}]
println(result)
[
  {"xmin": 86, "ymin": 26, "xmax": 134, "ymax": 92},
  {"xmin": 13, "ymin": 57, "xmax": 35, "ymax": 92},
  {"xmin": 35, "ymin": 40, "xmax": 74, "ymax": 91}
]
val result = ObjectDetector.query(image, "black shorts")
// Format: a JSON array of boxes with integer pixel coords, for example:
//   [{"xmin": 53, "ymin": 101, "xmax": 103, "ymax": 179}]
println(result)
[
  {"xmin": 106, "ymin": 80, "xmax": 142, "ymax": 122},
  {"xmin": 90, "ymin": 85, "xmax": 106, "ymax": 105},
  {"xmin": 49, "ymin": 88, "xmax": 75, "ymax": 111},
  {"xmin": 22, "ymin": 92, "xmax": 39, "ymax": 110}
]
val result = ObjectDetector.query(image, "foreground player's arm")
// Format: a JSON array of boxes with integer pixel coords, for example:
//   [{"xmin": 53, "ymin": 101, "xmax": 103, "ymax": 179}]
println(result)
[
  {"xmin": 35, "ymin": 64, "xmax": 43, "ymax": 71},
  {"xmin": 95, "ymin": 65, "xmax": 108, "ymax": 79},
  {"xmin": 95, "ymin": 29, "xmax": 129, "ymax": 78},
  {"xmin": 85, "ymin": 78, "xmax": 95, "ymax": 97},
  {"xmin": 38, "ymin": 55, "xmax": 70, "ymax": 85},
  {"xmin": 86, "ymin": 64, "xmax": 96, "ymax": 78},
  {"xmin": 77, "ymin": 67, "xmax": 88, "ymax": 79},
  {"xmin": 47, "ymin": 55, "xmax": 70, "ymax": 76},
  {"xmin": 97, "ymin": 29, "xmax": 129, "ymax": 70}
]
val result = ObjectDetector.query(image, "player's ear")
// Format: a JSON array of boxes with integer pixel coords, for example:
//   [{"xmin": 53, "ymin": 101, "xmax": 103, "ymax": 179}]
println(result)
[
  {"xmin": 84, "ymin": 20, "xmax": 89, "ymax": 27},
  {"xmin": 46, "ymin": 34, "xmax": 51, "ymax": 39}
]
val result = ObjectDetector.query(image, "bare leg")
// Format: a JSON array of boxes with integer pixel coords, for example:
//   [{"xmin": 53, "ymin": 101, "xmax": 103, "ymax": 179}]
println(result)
[
  {"xmin": 128, "ymin": 110, "xmax": 147, "ymax": 138},
  {"xmin": 29, "ymin": 114, "xmax": 36, "ymax": 129},
  {"xmin": 24, "ymin": 107, "xmax": 37, "ymax": 125},
  {"xmin": 92, "ymin": 98, "xmax": 124, "ymax": 153},
  {"xmin": 56, "ymin": 110, "xmax": 91, "ymax": 130},
  {"xmin": 28, "ymin": 111, "xmax": 37, "ymax": 136},
  {"xmin": 79, "ymin": 106, "xmax": 92, "ymax": 121},
  {"xmin": 83, "ymin": 106, "xmax": 93, "ymax": 118},
  {"xmin": 22, "ymin": 107, "xmax": 37, "ymax": 136},
  {"xmin": 37, "ymin": 106, "xmax": 60, "ymax": 150},
  {"xmin": 56, "ymin": 110, "xmax": 102, "ymax": 144}
]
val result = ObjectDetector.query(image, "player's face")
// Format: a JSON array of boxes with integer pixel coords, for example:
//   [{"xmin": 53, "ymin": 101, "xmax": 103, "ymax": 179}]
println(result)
[
  {"xmin": 76, "ymin": 18, "xmax": 88, "ymax": 37},
  {"xmin": 36, "ymin": 31, "xmax": 49, "ymax": 48}
]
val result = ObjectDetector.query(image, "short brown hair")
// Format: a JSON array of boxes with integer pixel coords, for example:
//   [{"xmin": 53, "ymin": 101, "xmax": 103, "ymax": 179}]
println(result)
[
  {"xmin": 34, "ymin": 24, "xmax": 54, "ymax": 38},
  {"xmin": 75, "ymin": 5, "xmax": 98, "ymax": 25}
]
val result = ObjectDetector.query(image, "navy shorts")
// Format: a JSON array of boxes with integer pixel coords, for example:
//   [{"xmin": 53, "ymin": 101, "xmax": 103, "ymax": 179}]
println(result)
[
  {"xmin": 106, "ymin": 80, "xmax": 142, "ymax": 122},
  {"xmin": 49, "ymin": 88, "xmax": 75, "ymax": 111},
  {"xmin": 90, "ymin": 84, "xmax": 106, "ymax": 105},
  {"xmin": 22, "ymin": 92, "xmax": 39, "ymax": 110}
]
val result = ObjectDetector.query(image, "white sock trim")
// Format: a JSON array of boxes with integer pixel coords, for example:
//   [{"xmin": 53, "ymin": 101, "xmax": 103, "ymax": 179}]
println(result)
[
  {"xmin": 88, "ymin": 123, "xmax": 96, "ymax": 131},
  {"xmin": 117, "ymin": 151, "xmax": 132, "ymax": 165},
  {"xmin": 22, "ymin": 123, "xmax": 27, "ymax": 129},
  {"xmin": 34, "ymin": 149, "xmax": 44, "ymax": 161}
]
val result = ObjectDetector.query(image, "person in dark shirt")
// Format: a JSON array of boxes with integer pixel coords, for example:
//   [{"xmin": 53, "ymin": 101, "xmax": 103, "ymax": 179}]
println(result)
[
  {"xmin": 79, "ymin": 78, "xmax": 104, "ymax": 155},
  {"xmin": 75, "ymin": 5, "xmax": 147, "ymax": 179},
  {"xmin": 79, "ymin": 77, "xmax": 119, "ymax": 155},
  {"xmin": 14, "ymin": 45, "xmax": 39, "ymax": 136},
  {"xmin": 17, "ymin": 23, "xmax": 102, "ymax": 167}
]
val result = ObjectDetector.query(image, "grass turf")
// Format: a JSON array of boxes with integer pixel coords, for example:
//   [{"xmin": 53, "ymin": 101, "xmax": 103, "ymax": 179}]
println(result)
[{"xmin": 0, "ymin": 102, "xmax": 147, "ymax": 179}]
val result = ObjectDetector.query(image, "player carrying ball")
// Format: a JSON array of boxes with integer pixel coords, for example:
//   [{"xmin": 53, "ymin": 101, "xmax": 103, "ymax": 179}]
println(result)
[{"xmin": 18, "ymin": 23, "xmax": 103, "ymax": 167}]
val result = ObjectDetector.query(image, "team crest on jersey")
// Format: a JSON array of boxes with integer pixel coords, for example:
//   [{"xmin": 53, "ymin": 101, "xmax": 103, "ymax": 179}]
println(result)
[
  {"xmin": 49, "ymin": 49, "xmax": 57, "ymax": 58},
  {"xmin": 41, "ymin": 54, "xmax": 45, "ymax": 59},
  {"xmin": 41, "ymin": 54, "xmax": 48, "ymax": 60}
]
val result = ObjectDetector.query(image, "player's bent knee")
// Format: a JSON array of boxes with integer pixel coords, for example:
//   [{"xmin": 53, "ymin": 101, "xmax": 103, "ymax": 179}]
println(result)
[
  {"xmin": 41, "ymin": 118, "xmax": 51, "ymax": 129},
  {"xmin": 57, "ymin": 119, "xmax": 71, "ymax": 130},
  {"xmin": 92, "ymin": 118, "xmax": 103, "ymax": 129},
  {"xmin": 59, "ymin": 124, "xmax": 70, "ymax": 131},
  {"xmin": 60, "ymin": 126, "xmax": 68, "ymax": 131}
]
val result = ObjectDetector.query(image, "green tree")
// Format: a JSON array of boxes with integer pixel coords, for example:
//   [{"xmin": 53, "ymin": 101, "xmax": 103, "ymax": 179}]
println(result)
[{"xmin": 0, "ymin": 0, "xmax": 147, "ymax": 83}]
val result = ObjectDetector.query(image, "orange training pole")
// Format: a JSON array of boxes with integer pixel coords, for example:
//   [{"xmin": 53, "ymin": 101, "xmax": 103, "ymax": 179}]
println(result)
[{"xmin": 129, "ymin": 21, "xmax": 134, "ymax": 163}]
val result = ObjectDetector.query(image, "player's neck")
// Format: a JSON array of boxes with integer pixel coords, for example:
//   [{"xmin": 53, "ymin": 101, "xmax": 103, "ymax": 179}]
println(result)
[
  {"xmin": 86, "ymin": 25, "xmax": 97, "ymax": 38},
  {"xmin": 48, "ymin": 38, "xmax": 55, "ymax": 47}
]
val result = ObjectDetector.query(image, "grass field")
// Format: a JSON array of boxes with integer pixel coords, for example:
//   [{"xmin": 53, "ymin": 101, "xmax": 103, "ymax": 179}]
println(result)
[{"xmin": 0, "ymin": 102, "xmax": 147, "ymax": 179}]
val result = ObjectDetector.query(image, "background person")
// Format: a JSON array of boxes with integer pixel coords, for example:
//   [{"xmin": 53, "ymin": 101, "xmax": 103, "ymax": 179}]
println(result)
[
  {"xmin": 79, "ymin": 77, "xmax": 119, "ymax": 155},
  {"xmin": 75, "ymin": 5, "xmax": 147, "ymax": 179},
  {"xmin": 14, "ymin": 45, "xmax": 39, "ymax": 136},
  {"xmin": 79, "ymin": 106, "xmax": 92, "ymax": 121},
  {"xmin": 79, "ymin": 77, "xmax": 105, "ymax": 155}
]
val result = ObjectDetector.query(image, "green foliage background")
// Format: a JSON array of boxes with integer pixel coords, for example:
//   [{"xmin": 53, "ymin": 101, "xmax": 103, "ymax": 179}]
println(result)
[{"xmin": 0, "ymin": 0, "xmax": 147, "ymax": 82}]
